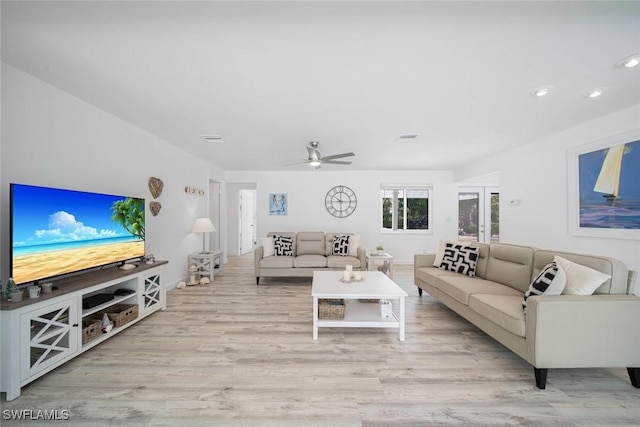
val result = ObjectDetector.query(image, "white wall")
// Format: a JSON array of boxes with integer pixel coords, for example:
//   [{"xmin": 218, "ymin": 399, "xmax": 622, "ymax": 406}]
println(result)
[
  {"xmin": 455, "ymin": 104, "xmax": 640, "ymax": 277},
  {"xmin": 225, "ymin": 170, "xmax": 459, "ymax": 263},
  {"xmin": 0, "ymin": 63, "xmax": 225, "ymax": 287}
]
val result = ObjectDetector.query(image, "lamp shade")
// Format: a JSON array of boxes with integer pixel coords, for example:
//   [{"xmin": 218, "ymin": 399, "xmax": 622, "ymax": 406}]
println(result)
[{"xmin": 192, "ymin": 218, "xmax": 216, "ymax": 233}]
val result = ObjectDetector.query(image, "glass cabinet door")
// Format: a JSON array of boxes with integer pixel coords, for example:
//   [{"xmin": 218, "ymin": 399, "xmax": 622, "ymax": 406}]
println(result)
[{"xmin": 21, "ymin": 298, "xmax": 79, "ymax": 380}]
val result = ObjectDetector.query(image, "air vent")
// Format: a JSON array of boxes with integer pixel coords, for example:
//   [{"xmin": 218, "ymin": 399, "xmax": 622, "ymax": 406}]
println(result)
[
  {"xmin": 200, "ymin": 134, "xmax": 224, "ymax": 143},
  {"xmin": 398, "ymin": 134, "xmax": 419, "ymax": 140}
]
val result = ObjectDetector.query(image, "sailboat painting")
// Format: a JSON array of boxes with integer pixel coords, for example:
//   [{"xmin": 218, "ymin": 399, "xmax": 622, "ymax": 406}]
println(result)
[{"xmin": 578, "ymin": 139, "xmax": 640, "ymax": 230}]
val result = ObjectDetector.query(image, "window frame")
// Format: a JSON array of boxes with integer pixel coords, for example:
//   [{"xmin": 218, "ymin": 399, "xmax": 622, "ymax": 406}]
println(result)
[{"xmin": 380, "ymin": 185, "xmax": 433, "ymax": 234}]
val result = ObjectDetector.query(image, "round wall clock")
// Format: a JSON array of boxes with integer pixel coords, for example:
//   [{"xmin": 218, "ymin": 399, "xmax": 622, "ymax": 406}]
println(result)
[{"xmin": 325, "ymin": 185, "xmax": 357, "ymax": 218}]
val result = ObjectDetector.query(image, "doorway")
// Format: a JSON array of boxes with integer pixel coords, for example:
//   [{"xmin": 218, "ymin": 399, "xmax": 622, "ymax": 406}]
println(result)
[
  {"xmin": 239, "ymin": 189, "xmax": 257, "ymax": 255},
  {"xmin": 457, "ymin": 187, "xmax": 499, "ymax": 243}
]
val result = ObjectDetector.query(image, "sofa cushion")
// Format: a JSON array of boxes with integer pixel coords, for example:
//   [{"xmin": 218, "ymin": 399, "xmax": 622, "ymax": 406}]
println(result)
[
  {"xmin": 274, "ymin": 235, "xmax": 294, "ymax": 256},
  {"xmin": 485, "ymin": 243, "xmax": 534, "ymax": 294},
  {"xmin": 469, "ymin": 294, "xmax": 526, "ymax": 338},
  {"xmin": 522, "ymin": 261, "xmax": 566, "ymax": 314},
  {"xmin": 437, "ymin": 276, "xmax": 523, "ymax": 305},
  {"xmin": 331, "ymin": 234, "xmax": 350, "ymax": 256},
  {"xmin": 348, "ymin": 234, "xmax": 360, "ymax": 257},
  {"xmin": 327, "ymin": 255, "xmax": 361, "ymax": 269},
  {"xmin": 555, "ymin": 255, "xmax": 611, "ymax": 296},
  {"xmin": 297, "ymin": 232, "xmax": 325, "ymax": 255},
  {"xmin": 439, "ymin": 243, "xmax": 480, "ymax": 277},
  {"xmin": 415, "ymin": 266, "xmax": 458, "ymax": 288},
  {"xmin": 294, "ymin": 255, "xmax": 328, "ymax": 268},
  {"xmin": 259, "ymin": 256, "xmax": 294, "ymax": 268},
  {"xmin": 261, "ymin": 237, "xmax": 275, "ymax": 257}
]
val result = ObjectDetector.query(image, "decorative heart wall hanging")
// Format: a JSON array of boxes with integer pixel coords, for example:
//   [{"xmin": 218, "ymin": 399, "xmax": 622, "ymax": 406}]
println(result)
[
  {"xmin": 149, "ymin": 201, "xmax": 162, "ymax": 216},
  {"xmin": 148, "ymin": 177, "xmax": 164, "ymax": 199}
]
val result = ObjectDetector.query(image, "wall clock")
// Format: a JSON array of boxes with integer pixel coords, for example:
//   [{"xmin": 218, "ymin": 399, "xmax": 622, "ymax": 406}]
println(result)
[{"xmin": 325, "ymin": 185, "xmax": 357, "ymax": 218}]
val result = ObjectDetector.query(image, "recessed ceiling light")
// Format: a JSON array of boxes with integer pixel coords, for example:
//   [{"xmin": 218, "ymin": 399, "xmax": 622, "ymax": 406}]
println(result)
[
  {"xmin": 617, "ymin": 54, "xmax": 640, "ymax": 68},
  {"xmin": 200, "ymin": 134, "xmax": 224, "ymax": 143},
  {"xmin": 534, "ymin": 88, "xmax": 549, "ymax": 97},
  {"xmin": 587, "ymin": 89, "xmax": 603, "ymax": 98}
]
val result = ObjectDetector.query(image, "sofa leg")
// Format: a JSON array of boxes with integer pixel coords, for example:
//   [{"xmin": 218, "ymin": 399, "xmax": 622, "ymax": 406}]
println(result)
[
  {"xmin": 256, "ymin": 277, "xmax": 259, "ymax": 285},
  {"xmin": 628, "ymin": 368, "xmax": 640, "ymax": 388},
  {"xmin": 417, "ymin": 287, "xmax": 423, "ymax": 296},
  {"xmin": 534, "ymin": 368, "xmax": 547, "ymax": 389}
]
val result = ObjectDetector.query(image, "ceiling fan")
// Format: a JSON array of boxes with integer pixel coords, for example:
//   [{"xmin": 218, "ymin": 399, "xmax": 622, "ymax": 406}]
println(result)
[{"xmin": 284, "ymin": 141, "xmax": 355, "ymax": 169}]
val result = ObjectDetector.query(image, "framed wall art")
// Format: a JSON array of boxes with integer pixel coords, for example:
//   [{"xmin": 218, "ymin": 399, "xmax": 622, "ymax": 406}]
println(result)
[
  {"xmin": 269, "ymin": 193, "xmax": 287, "ymax": 216},
  {"xmin": 568, "ymin": 129, "xmax": 640, "ymax": 239}
]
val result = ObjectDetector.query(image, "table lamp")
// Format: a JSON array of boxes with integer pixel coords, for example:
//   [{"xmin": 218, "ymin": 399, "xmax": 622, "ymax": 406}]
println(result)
[{"xmin": 192, "ymin": 217, "xmax": 216, "ymax": 253}]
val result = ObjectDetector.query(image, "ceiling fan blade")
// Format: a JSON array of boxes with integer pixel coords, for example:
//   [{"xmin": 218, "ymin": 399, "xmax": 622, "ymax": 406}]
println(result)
[
  {"xmin": 322, "ymin": 160, "xmax": 352, "ymax": 165},
  {"xmin": 320, "ymin": 152, "xmax": 355, "ymax": 161},
  {"xmin": 282, "ymin": 160, "xmax": 310, "ymax": 167}
]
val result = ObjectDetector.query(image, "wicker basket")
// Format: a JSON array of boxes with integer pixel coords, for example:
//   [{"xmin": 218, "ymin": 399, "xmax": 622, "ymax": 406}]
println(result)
[
  {"xmin": 103, "ymin": 304, "xmax": 138, "ymax": 327},
  {"xmin": 318, "ymin": 299, "xmax": 345, "ymax": 319},
  {"xmin": 82, "ymin": 319, "xmax": 102, "ymax": 344}
]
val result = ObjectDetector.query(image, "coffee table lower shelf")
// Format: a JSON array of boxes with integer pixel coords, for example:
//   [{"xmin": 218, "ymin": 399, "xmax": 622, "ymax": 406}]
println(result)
[{"xmin": 313, "ymin": 298, "xmax": 405, "ymax": 341}]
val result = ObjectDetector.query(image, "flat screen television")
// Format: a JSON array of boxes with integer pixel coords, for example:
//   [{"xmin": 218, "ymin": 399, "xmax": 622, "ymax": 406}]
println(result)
[{"xmin": 10, "ymin": 183, "xmax": 145, "ymax": 286}]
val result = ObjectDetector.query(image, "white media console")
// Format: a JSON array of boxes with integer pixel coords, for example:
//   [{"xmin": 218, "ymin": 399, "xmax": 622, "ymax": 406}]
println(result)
[{"xmin": 0, "ymin": 261, "xmax": 167, "ymax": 401}]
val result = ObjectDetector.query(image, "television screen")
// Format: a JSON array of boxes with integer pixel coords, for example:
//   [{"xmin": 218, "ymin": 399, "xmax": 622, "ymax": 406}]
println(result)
[{"xmin": 11, "ymin": 183, "xmax": 145, "ymax": 285}]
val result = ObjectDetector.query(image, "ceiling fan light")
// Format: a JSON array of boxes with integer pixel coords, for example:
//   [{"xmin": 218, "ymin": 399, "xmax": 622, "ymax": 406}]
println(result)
[
  {"xmin": 309, "ymin": 160, "xmax": 321, "ymax": 167},
  {"xmin": 534, "ymin": 88, "xmax": 549, "ymax": 97},
  {"xmin": 617, "ymin": 54, "xmax": 640, "ymax": 68},
  {"xmin": 587, "ymin": 89, "xmax": 603, "ymax": 98}
]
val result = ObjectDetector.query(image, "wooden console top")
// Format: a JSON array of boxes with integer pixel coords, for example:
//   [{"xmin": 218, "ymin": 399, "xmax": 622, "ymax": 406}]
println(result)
[{"xmin": 1, "ymin": 260, "xmax": 168, "ymax": 311}]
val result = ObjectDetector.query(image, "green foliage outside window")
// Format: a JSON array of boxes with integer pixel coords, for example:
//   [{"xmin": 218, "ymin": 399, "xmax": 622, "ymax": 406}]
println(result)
[{"xmin": 382, "ymin": 188, "xmax": 430, "ymax": 231}]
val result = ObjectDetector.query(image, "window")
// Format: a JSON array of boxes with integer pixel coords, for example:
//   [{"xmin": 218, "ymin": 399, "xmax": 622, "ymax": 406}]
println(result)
[{"xmin": 381, "ymin": 186, "xmax": 432, "ymax": 232}]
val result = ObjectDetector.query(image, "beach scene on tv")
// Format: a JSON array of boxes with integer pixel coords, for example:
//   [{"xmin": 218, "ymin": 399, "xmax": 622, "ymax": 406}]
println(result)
[{"xmin": 11, "ymin": 184, "xmax": 145, "ymax": 285}]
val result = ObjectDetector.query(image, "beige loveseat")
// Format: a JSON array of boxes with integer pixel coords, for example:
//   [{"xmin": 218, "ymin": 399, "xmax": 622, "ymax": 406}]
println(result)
[
  {"xmin": 414, "ymin": 242, "xmax": 640, "ymax": 389},
  {"xmin": 255, "ymin": 231, "xmax": 366, "ymax": 285}
]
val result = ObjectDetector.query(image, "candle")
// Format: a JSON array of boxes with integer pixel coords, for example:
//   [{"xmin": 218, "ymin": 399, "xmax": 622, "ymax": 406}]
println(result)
[
  {"xmin": 345, "ymin": 264, "xmax": 353, "ymax": 272},
  {"xmin": 354, "ymin": 272, "xmax": 362, "ymax": 281},
  {"xmin": 343, "ymin": 270, "xmax": 351, "ymax": 282}
]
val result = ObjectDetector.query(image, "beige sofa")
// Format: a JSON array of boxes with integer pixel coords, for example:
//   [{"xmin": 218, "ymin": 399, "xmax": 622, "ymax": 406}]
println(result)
[
  {"xmin": 414, "ymin": 242, "xmax": 640, "ymax": 389},
  {"xmin": 255, "ymin": 231, "xmax": 366, "ymax": 285}
]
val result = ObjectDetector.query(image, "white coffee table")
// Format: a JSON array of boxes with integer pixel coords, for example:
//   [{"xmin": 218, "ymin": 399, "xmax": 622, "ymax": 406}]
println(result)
[{"xmin": 311, "ymin": 271, "xmax": 408, "ymax": 341}]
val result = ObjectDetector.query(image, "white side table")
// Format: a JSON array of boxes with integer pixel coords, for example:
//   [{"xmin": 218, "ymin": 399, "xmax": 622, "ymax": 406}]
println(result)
[
  {"xmin": 188, "ymin": 250, "xmax": 223, "ymax": 283},
  {"xmin": 366, "ymin": 253, "xmax": 394, "ymax": 279}
]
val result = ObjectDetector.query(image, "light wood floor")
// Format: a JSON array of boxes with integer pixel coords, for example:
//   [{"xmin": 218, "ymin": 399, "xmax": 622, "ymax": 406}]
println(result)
[{"xmin": 2, "ymin": 254, "xmax": 639, "ymax": 426}]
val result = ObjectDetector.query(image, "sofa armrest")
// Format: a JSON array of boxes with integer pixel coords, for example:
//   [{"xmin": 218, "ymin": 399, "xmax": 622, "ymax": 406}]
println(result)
[
  {"xmin": 628, "ymin": 270, "xmax": 638, "ymax": 295},
  {"xmin": 414, "ymin": 254, "xmax": 435, "ymax": 269},
  {"xmin": 414, "ymin": 254, "xmax": 436, "ymax": 284},
  {"xmin": 525, "ymin": 295, "xmax": 640, "ymax": 368},
  {"xmin": 254, "ymin": 246, "xmax": 264, "ymax": 277}
]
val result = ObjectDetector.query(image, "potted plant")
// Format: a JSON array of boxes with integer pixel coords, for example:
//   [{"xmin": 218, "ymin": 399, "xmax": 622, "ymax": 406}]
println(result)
[{"xmin": 376, "ymin": 245, "xmax": 384, "ymax": 255}]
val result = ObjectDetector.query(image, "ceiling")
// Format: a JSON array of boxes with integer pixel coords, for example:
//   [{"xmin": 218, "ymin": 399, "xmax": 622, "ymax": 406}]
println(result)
[{"xmin": 2, "ymin": 1, "xmax": 639, "ymax": 172}]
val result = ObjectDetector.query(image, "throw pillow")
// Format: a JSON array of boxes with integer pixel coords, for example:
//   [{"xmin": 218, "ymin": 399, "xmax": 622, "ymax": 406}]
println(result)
[
  {"xmin": 332, "ymin": 234, "xmax": 350, "ymax": 256},
  {"xmin": 261, "ymin": 237, "xmax": 275, "ymax": 257},
  {"xmin": 433, "ymin": 240, "xmax": 452, "ymax": 267},
  {"xmin": 439, "ymin": 243, "xmax": 480, "ymax": 277},
  {"xmin": 522, "ymin": 261, "xmax": 567, "ymax": 314},
  {"xmin": 273, "ymin": 235, "xmax": 294, "ymax": 256},
  {"xmin": 555, "ymin": 255, "xmax": 611, "ymax": 295},
  {"xmin": 348, "ymin": 234, "xmax": 360, "ymax": 257}
]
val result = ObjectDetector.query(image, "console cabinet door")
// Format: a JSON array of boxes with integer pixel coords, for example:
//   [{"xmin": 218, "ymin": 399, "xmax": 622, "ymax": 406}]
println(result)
[
  {"xmin": 141, "ymin": 273, "xmax": 163, "ymax": 315},
  {"xmin": 21, "ymin": 298, "xmax": 79, "ymax": 380}
]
